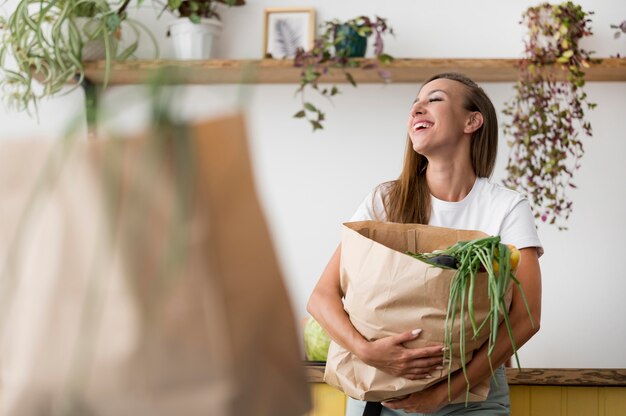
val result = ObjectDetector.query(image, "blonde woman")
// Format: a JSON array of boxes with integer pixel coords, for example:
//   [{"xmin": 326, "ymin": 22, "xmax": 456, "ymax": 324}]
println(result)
[{"xmin": 308, "ymin": 73, "xmax": 542, "ymax": 416}]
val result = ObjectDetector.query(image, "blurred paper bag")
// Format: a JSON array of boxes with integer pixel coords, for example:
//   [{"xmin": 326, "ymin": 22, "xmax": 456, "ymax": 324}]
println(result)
[
  {"xmin": 324, "ymin": 220, "xmax": 510, "ymax": 402},
  {"xmin": 0, "ymin": 113, "xmax": 310, "ymax": 416}
]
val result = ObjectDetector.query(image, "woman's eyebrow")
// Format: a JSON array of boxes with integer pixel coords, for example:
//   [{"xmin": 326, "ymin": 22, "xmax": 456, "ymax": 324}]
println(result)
[{"xmin": 413, "ymin": 89, "xmax": 448, "ymax": 103}]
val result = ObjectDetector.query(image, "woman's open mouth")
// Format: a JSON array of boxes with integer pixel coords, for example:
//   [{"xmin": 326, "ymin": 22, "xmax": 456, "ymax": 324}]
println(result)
[{"xmin": 412, "ymin": 121, "xmax": 434, "ymax": 132}]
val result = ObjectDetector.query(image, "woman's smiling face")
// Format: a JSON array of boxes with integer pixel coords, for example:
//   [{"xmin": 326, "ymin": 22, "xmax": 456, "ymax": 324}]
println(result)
[{"xmin": 407, "ymin": 78, "xmax": 474, "ymax": 157}]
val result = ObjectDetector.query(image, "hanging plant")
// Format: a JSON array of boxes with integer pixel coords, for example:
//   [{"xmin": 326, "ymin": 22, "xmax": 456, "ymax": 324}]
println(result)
[
  {"xmin": 611, "ymin": 20, "xmax": 626, "ymax": 57},
  {"xmin": 610, "ymin": 20, "xmax": 626, "ymax": 38},
  {"xmin": 292, "ymin": 16, "xmax": 394, "ymax": 131},
  {"xmin": 0, "ymin": 0, "xmax": 158, "ymax": 114},
  {"xmin": 502, "ymin": 2, "xmax": 597, "ymax": 230}
]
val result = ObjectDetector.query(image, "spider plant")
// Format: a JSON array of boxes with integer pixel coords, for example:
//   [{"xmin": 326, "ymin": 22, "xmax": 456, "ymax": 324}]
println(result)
[{"xmin": 0, "ymin": 0, "xmax": 158, "ymax": 114}]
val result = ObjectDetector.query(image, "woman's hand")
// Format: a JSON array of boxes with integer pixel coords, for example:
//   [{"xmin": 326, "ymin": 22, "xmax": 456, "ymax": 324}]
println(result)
[
  {"xmin": 382, "ymin": 381, "xmax": 448, "ymax": 413},
  {"xmin": 308, "ymin": 245, "xmax": 443, "ymax": 381},
  {"xmin": 356, "ymin": 329, "xmax": 444, "ymax": 380}
]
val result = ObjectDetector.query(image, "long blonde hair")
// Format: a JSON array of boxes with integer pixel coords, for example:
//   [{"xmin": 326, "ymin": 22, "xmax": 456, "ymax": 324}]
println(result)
[{"xmin": 381, "ymin": 73, "xmax": 498, "ymax": 224}]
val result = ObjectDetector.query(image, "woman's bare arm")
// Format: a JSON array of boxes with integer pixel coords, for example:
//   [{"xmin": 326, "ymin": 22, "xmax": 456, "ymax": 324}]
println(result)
[
  {"xmin": 307, "ymin": 244, "xmax": 444, "ymax": 379},
  {"xmin": 384, "ymin": 247, "xmax": 542, "ymax": 412}
]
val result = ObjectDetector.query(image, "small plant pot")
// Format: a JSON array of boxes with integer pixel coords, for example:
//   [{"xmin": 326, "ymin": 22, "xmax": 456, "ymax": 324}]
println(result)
[
  {"xmin": 82, "ymin": 37, "xmax": 118, "ymax": 61},
  {"xmin": 75, "ymin": 17, "xmax": 119, "ymax": 61},
  {"xmin": 168, "ymin": 18, "xmax": 222, "ymax": 60},
  {"xmin": 334, "ymin": 24, "xmax": 367, "ymax": 58}
]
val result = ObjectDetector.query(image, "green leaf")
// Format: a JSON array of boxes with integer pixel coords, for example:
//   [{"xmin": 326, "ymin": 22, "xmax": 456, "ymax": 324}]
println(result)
[
  {"xmin": 117, "ymin": 42, "xmax": 138, "ymax": 60},
  {"xmin": 304, "ymin": 102, "xmax": 318, "ymax": 112},
  {"xmin": 330, "ymin": 86, "xmax": 339, "ymax": 96},
  {"xmin": 311, "ymin": 120, "xmax": 324, "ymax": 131},
  {"xmin": 168, "ymin": 0, "xmax": 183, "ymax": 9},
  {"xmin": 356, "ymin": 27, "xmax": 371, "ymax": 37},
  {"xmin": 105, "ymin": 14, "xmax": 121, "ymax": 32},
  {"xmin": 377, "ymin": 53, "xmax": 394, "ymax": 64},
  {"xmin": 304, "ymin": 66, "xmax": 320, "ymax": 82},
  {"xmin": 557, "ymin": 55, "xmax": 570, "ymax": 64},
  {"xmin": 293, "ymin": 110, "xmax": 306, "ymax": 118},
  {"xmin": 345, "ymin": 72, "xmax": 357, "ymax": 87}
]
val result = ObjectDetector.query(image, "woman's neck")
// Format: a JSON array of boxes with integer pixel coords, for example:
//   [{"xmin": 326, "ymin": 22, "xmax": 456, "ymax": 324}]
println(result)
[{"xmin": 426, "ymin": 161, "xmax": 477, "ymax": 202}]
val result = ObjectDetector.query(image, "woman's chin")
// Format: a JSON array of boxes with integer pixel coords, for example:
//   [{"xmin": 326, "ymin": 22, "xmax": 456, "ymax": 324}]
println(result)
[{"xmin": 410, "ymin": 140, "xmax": 429, "ymax": 156}]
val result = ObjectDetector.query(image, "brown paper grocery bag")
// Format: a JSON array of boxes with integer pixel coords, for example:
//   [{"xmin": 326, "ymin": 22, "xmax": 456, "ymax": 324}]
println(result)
[
  {"xmin": 0, "ymin": 113, "xmax": 310, "ymax": 416},
  {"xmin": 324, "ymin": 221, "xmax": 512, "ymax": 402}
]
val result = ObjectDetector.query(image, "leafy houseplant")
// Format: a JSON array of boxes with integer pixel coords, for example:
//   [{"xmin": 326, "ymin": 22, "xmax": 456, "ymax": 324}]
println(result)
[
  {"xmin": 502, "ymin": 2, "xmax": 597, "ymax": 230},
  {"xmin": 0, "ymin": 0, "xmax": 155, "ymax": 114},
  {"xmin": 293, "ymin": 16, "xmax": 394, "ymax": 131},
  {"xmin": 159, "ymin": 0, "xmax": 245, "ymax": 59},
  {"xmin": 161, "ymin": 0, "xmax": 245, "ymax": 23}
]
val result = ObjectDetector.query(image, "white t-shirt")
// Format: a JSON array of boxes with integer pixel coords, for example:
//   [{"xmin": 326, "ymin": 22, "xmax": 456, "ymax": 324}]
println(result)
[{"xmin": 349, "ymin": 177, "xmax": 543, "ymax": 255}]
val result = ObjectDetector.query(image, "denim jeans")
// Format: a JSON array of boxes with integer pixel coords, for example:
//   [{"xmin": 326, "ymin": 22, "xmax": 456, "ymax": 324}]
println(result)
[{"xmin": 345, "ymin": 365, "xmax": 510, "ymax": 416}]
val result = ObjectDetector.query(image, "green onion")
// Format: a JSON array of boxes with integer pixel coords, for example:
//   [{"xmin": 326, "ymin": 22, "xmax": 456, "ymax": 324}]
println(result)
[{"xmin": 407, "ymin": 236, "xmax": 534, "ymax": 403}]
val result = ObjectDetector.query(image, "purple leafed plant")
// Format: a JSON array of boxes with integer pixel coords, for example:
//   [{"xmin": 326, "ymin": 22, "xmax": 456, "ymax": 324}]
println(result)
[{"xmin": 502, "ymin": 2, "xmax": 597, "ymax": 230}]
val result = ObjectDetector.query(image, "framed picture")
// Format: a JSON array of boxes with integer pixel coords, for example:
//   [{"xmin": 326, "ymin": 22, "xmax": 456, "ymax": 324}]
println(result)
[{"xmin": 263, "ymin": 8, "xmax": 315, "ymax": 59}]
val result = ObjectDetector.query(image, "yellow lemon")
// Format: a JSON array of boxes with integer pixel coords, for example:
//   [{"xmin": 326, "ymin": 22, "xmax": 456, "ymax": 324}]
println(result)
[
  {"xmin": 508, "ymin": 244, "xmax": 520, "ymax": 271},
  {"xmin": 492, "ymin": 244, "xmax": 520, "ymax": 273}
]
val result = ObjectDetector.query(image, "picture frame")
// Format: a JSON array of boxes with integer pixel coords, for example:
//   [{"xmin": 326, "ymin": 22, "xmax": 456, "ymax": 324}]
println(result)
[{"xmin": 263, "ymin": 8, "xmax": 315, "ymax": 59}]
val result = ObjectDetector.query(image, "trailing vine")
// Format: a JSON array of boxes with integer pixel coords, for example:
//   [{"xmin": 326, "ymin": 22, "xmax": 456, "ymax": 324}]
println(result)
[
  {"xmin": 0, "ymin": 0, "xmax": 157, "ymax": 114},
  {"xmin": 503, "ymin": 2, "xmax": 597, "ymax": 230},
  {"xmin": 611, "ymin": 19, "xmax": 626, "ymax": 57},
  {"xmin": 611, "ymin": 20, "xmax": 626, "ymax": 39},
  {"xmin": 292, "ymin": 16, "xmax": 394, "ymax": 131}
]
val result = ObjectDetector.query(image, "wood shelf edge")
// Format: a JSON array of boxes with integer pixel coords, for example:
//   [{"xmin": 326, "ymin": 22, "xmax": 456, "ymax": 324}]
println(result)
[
  {"xmin": 82, "ymin": 57, "xmax": 626, "ymax": 85},
  {"xmin": 304, "ymin": 363, "xmax": 626, "ymax": 386},
  {"xmin": 505, "ymin": 368, "xmax": 626, "ymax": 386}
]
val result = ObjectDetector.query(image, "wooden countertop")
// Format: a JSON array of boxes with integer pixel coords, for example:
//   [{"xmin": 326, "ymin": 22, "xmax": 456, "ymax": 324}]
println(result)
[{"xmin": 305, "ymin": 362, "xmax": 626, "ymax": 386}]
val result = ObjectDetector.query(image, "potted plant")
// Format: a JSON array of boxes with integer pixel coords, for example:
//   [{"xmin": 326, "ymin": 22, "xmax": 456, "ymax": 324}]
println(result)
[
  {"xmin": 161, "ymin": 0, "xmax": 245, "ymax": 59},
  {"xmin": 502, "ymin": 1, "xmax": 597, "ymax": 230},
  {"xmin": 293, "ymin": 16, "xmax": 394, "ymax": 131},
  {"xmin": 0, "ymin": 0, "xmax": 156, "ymax": 114}
]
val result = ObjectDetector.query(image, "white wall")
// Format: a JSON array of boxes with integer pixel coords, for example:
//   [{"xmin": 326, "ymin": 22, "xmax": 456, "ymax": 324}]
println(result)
[{"xmin": 1, "ymin": 0, "xmax": 625, "ymax": 368}]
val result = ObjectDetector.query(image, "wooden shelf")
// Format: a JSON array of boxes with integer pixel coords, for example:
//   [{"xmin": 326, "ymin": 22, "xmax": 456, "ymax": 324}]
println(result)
[
  {"xmin": 82, "ymin": 57, "xmax": 626, "ymax": 85},
  {"xmin": 304, "ymin": 363, "xmax": 626, "ymax": 386}
]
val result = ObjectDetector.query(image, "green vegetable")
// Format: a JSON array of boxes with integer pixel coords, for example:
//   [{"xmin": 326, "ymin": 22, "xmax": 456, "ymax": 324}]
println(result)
[
  {"xmin": 304, "ymin": 317, "xmax": 331, "ymax": 361},
  {"xmin": 427, "ymin": 254, "xmax": 458, "ymax": 269},
  {"xmin": 408, "ymin": 236, "xmax": 534, "ymax": 401}
]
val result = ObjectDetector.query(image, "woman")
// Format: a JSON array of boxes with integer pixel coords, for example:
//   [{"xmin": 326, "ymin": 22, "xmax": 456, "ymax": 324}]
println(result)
[{"xmin": 307, "ymin": 73, "xmax": 542, "ymax": 415}]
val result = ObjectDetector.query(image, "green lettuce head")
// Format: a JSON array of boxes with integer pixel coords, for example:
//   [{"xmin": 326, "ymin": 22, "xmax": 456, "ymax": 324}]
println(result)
[{"xmin": 304, "ymin": 318, "xmax": 331, "ymax": 361}]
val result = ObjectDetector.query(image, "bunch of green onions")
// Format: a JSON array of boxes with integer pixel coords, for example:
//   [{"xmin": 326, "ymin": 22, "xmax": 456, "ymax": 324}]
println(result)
[{"xmin": 407, "ymin": 236, "xmax": 534, "ymax": 400}]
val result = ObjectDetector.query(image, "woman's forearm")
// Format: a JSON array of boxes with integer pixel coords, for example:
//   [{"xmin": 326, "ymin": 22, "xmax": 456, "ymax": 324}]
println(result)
[{"xmin": 310, "ymin": 244, "xmax": 479, "ymax": 380}]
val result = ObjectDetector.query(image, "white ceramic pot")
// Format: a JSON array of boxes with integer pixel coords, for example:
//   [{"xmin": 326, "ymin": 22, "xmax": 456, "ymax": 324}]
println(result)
[
  {"xmin": 82, "ymin": 38, "xmax": 112, "ymax": 61},
  {"xmin": 169, "ymin": 17, "xmax": 222, "ymax": 60},
  {"xmin": 75, "ymin": 17, "xmax": 118, "ymax": 61}
]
